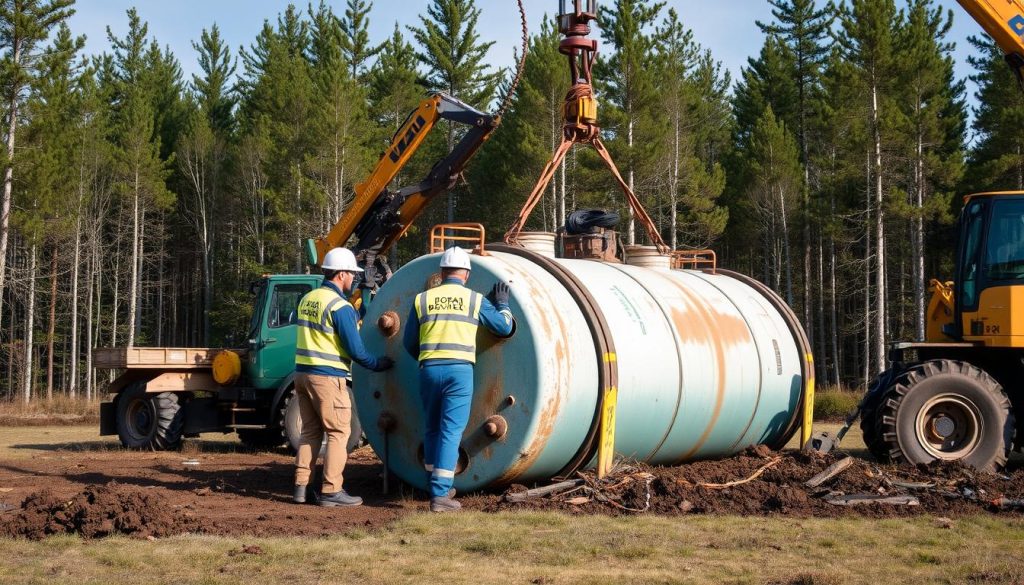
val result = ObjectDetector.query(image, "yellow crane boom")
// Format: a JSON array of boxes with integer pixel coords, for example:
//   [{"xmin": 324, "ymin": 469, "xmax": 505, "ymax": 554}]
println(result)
[{"xmin": 957, "ymin": 0, "xmax": 1024, "ymax": 79}]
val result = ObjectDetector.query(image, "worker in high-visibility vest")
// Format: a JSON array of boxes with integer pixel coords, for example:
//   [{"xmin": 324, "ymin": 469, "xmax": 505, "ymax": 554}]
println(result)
[
  {"xmin": 294, "ymin": 247, "xmax": 393, "ymax": 507},
  {"xmin": 403, "ymin": 247, "xmax": 514, "ymax": 512}
]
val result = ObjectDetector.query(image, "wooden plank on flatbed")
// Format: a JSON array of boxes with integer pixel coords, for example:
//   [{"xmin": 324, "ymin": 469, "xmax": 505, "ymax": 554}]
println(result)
[{"xmin": 93, "ymin": 347, "xmax": 220, "ymax": 370}]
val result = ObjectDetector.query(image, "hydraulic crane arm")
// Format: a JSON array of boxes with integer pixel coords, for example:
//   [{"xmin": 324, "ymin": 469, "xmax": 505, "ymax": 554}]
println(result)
[
  {"xmin": 306, "ymin": 93, "xmax": 498, "ymax": 273},
  {"xmin": 957, "ymin": 0, "xmax": 1024, "ymax": 79}
]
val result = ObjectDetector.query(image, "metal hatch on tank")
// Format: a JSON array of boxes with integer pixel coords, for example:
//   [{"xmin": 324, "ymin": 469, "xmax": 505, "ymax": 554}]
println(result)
[{"xmin": 353, "ymin": 235, "xmax": 809, "ymax": 493}]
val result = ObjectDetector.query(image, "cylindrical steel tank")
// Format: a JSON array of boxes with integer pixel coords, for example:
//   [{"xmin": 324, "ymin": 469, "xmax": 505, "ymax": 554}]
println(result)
[{"xmin": 354, "ymin": 244, "xmax": 810, "ymax": 492}]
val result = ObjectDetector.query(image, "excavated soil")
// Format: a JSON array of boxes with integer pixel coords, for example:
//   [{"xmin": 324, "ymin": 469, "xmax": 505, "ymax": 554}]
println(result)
[
  {"xmin": 0, "ymin": 438, "xmax": 1021, "ymax": 539},
  {"xmin": 0, "ymin": 444, "xmax": 412, "ymax": 540},
  {"xmin": 470, "ymin": 447, "xmax": 1024, "ymax": 519}
]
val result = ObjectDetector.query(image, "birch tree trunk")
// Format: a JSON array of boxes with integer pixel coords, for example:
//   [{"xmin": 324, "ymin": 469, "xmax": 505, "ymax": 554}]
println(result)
[
  {"xmin": 23, "ymin": 244, "xmax": 37, "ymax": 404},
  {"xmin": 85, "ymin": 238, "xmax": 94, "ymax": 401},
  {"xmin": 127, "ymin": 166, "xmax": 140, "ymax": 348},
  {"xmin": 914, "ymin": 130, "xmax": 925, "ymax": 341},
  {"xmin": 871, "ymin": 81, "xmax": 887, "ymax": 374},
  {"xmin": 70, "ymin": 213, "xmax": 81, "ymax": 397},
  {"xmin": 46, "ymin": 246, "xmax": 57, "ymax": 400},
  {"xmin": 0, "ymin": 40, "xmax": 23, "ymax": 348}
]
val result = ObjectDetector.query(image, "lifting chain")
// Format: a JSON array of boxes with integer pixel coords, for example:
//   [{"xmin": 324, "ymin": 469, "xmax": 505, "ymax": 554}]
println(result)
[{"xmin": 504, "ymin": 1, "xmax": 668, "ymax": 254}]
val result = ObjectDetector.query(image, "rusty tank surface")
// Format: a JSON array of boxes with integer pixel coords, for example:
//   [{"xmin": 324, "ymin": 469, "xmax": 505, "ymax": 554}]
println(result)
[{"xmin": 354, "ymin": 238, "xmax": 811, "ymax": 492}]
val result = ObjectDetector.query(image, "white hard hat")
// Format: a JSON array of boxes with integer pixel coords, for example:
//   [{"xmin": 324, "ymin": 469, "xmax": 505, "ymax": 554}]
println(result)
[
  {"xmin": 321, "ymin": 247, "xmax": 363, "ymax": 272},
  {"xmin": 439, "ymin": 246, "xmax": 472, "ymax": 270}
]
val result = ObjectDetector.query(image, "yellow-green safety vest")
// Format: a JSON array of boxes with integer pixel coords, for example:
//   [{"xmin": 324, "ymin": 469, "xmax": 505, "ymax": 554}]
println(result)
[
  {"xmin": 415, "ymin": 283, "xmax": 483, "ymax": 363},
  {"xmin": 295, "ymin": 286, "xmax": 352, "ymax": 372}
]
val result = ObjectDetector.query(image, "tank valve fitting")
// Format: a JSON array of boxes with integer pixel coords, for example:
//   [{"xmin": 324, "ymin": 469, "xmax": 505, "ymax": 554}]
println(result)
[
  {"xmin": 483, "ymin": 415, "xmax": 508, "ymax": 439},
  {"xmin": 377, "ymin": 411, "xmax": 397, "ymax": 432},
  {"xmin": 377, "ymin": 311, "xmax": 400, "ymax": 338}
]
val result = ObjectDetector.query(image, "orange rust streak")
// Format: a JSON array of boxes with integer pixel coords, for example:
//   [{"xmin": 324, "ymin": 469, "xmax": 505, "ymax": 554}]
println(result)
[{"xmin": 652, "ymin": 271, "xmax": 754, "ymax": 462}]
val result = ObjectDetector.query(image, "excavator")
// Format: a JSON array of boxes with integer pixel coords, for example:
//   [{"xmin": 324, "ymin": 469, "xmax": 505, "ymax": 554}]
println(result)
[{"xmin": 815, "ymin": 0, "xmax": 1024, "ymax": 472}]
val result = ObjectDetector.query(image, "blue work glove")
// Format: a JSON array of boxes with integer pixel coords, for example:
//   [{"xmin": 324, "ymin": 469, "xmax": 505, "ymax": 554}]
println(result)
[
  {"xmin": 375, "ymin": 356, "xmax": 394, "ymax": 371},
  {"xmin": 490, "ymin": 282, "xmax": 510, "ymax": 307}
]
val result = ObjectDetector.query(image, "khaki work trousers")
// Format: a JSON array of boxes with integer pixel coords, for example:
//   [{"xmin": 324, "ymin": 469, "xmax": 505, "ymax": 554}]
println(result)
[{"xmin": 294, "ymin": 373, "xmax": 352, "ymax": 494}]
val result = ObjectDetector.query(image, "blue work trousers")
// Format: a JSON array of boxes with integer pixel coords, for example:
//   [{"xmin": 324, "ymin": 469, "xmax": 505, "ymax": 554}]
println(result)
[{"xmin": 419, "ymin": 362, "xmax": 473, "ymax": 497}]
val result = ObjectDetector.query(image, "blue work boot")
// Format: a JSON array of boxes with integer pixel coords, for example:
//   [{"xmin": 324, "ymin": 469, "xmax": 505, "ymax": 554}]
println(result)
[
  {"xmin": 430, "ymin": 496, "xmax": 461, "ymax": 513},
  {"xmin": 319, "ymin": 490, "xmax": 363, "ymax": 507},
  {"xmin": 293, "ymin": 484, "xmax": 308, "ymax": 504}
]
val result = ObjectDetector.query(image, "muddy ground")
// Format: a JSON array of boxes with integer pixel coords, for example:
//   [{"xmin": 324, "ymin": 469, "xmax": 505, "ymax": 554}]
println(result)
[{"xmin": 1, "ymin": 438, "xmax": 1022, "ymax": 540}]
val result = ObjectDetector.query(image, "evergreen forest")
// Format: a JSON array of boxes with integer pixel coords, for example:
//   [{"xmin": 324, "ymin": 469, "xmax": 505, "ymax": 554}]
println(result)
[{"xmin": 0, "ymin": 0, "xmax": 1018, "ymax": 401}]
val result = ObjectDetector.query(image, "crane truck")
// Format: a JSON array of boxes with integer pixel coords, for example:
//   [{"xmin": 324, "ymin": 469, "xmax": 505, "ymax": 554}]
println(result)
[{"xmin": 95, "ymin": 93, "xmax": 499, "ymax": 450}]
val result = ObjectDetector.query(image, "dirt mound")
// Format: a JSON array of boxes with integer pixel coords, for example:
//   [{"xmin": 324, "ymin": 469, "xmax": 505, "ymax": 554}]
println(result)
[
  {"xmin": 0, "ymin": 483, "xmax": 202, "ymax": 540},
  {"xmin": 473, "ymin": 447, "xmax": 1024, "ymax": 518}
]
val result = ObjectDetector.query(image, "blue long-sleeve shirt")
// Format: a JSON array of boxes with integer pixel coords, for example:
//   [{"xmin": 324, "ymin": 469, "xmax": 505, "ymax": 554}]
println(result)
[
  {"xmin": 296, "ymin": 281, "xmax": 386, "ymax": 377},
  {"xmin": 404, "ymin": 277, "xmax": 514, "ymax": 363}
]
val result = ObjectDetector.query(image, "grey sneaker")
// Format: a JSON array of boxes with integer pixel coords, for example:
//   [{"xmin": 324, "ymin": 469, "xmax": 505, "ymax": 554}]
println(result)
[
  {"xmin": 319, "ymin": 490, "xmax": 363, "ymax": 507},
  {"xmin": 430, "ymin": 496, "xmax": 462, "ymax": 513},
  {"xmin": 293, "ymin": 484, "xmax": 308, "ymax": 504}
]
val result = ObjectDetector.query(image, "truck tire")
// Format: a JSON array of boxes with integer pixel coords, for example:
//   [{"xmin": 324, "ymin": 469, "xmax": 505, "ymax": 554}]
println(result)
[
  {"xmin": 116, "ymin": 383, "xmax": 184, "ymax": 450},
  {"xmin": 284, "ymin": 385, "xmax": 363, "ymax": 453},
  {"xmin": 875, "ymin": 359, "xmax": 1014, "ymax": 472}
]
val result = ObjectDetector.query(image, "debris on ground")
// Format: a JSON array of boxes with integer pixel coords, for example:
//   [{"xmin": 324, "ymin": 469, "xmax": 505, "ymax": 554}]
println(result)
[{"xmin": 475, "ymin": 447, "xmax": 1024, "ymax": 518}]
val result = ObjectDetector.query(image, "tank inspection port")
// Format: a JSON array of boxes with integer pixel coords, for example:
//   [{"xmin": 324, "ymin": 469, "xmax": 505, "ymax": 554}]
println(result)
[
  {"xmin": 483, "ymin": 415, "xmax": 508, "ymax": 439},
  {"xmin": 377, "ymin": 311, "xmax": 400, "ymax": 338}
]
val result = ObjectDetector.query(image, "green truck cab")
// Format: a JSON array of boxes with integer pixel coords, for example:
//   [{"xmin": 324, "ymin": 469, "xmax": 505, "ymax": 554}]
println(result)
[{"xmin": 96, "ymin": 273, "xmax": 363, "ymax": 451}]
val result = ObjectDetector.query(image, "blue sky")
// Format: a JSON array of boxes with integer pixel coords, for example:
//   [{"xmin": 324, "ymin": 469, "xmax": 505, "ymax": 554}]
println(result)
[{"xmin": 67, "ymin": 1, "xmax": 984, "ymax": 119}]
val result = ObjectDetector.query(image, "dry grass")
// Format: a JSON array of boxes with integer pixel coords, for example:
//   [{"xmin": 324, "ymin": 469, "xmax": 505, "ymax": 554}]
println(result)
[
  {"xmin": 813, "ymin": 388, "xmax": 863, "ymax": 422},
  {"xmin": 0, "ymin": 513, "xmax": 1021, "ymax": 584},
  {"xmin": 0, "ymin": 395, "xmax": 100, "ymax": 426}
]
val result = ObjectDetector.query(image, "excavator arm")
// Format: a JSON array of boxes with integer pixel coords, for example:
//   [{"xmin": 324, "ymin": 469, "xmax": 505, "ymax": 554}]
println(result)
[
  {"xmin": 306, "ymin": 93, "xmax": 499, "ymax": 286},
  {"xmin": 957, "ymin": 0, "xmax": 1024, "ymax": 80}
]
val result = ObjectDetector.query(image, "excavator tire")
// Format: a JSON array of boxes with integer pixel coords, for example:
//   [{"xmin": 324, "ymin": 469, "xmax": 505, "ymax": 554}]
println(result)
[
  {"xmin": 874, "ymin": 359, "xmax": 1014, "ymax": 472},
  {"xmin": 116, "ymin": 383, "xmax": 184, "ymax": 450},
  {"xmin": 860, "ymin": 368, "xmax": 899, "ymax": 461}
]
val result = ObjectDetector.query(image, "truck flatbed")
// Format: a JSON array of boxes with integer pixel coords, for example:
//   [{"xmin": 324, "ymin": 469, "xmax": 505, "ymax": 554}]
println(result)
[{"xmin": 93, "ymin": 347, "xmax": 228, "ymax": 370}]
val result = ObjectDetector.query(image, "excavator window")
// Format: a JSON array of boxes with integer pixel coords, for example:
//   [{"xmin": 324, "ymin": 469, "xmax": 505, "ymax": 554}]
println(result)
[
  {"xmin": 960, "ymin": 200, "xmax": 986, "ymax": 309},
  {"xmin": 984, "ymin": 198, "xmax": 1024, "ymax": 281}
]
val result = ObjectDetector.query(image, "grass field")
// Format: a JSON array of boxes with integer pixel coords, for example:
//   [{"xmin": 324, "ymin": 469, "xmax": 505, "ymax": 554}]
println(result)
[
  {"xmin": 2, "ymin": 424, "xmax": 1023, "ymax": 585},
  {"xmin": 1, "ymin": 513, "xmax": 1022, "ymax": 584}
]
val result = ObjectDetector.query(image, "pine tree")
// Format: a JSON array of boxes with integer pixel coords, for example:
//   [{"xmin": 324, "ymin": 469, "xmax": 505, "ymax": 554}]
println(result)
[
  {"xmin": 757, "ymin": 0, "xmax": 832, "ymax": 361},
  {"xmin": 339, "ymin": 0, "xmax": 381, "ymax": 81},
  {"xmin": 238, "ymin": 6, "xmax": 315, "ymax": 272},
  {"xmin": 598, "ymin": 0, "xmax": 667, "ymax": 245},
  {"xmin": 191, "ymin": 24, "xmax": 237, "ymax": 136},
  {"xmin": 895, "ymin": 0, "xmax": 964, "ymax": 341},
  {"xmin": 408, "ymin": 0, "xmax": 501, "ymax": 222},
  {"xmin": 0, "ymin": 0, "xmax": 75, "ymax": 366},
  {"xmin": 838, "ymin": 0, "xmax": 901, "ymax": 374},
  {"xmin": 655, "ymin": 8, "xmax": 728, "ymax": 249},
  {"xmin": 308, "ymin": 1, "xmax": 373, "ymax": 226},
  {"xmin": 966, "ymin": 35, "xmax": 1024, "ymax": 191},
  {"xmin": 369, "ymin": 23, "xmax": 421, "ymax": 133},
  {"xmin": 747, "ymin": 107, "xmax": 803, "ymax": 302},
  {"xmin": 106, "ymin": 9, "xmax": 175, "ymax": 348},
  {"xmin": 19, "ymin": 21, "xmax": 84, "ymax": 400}
]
